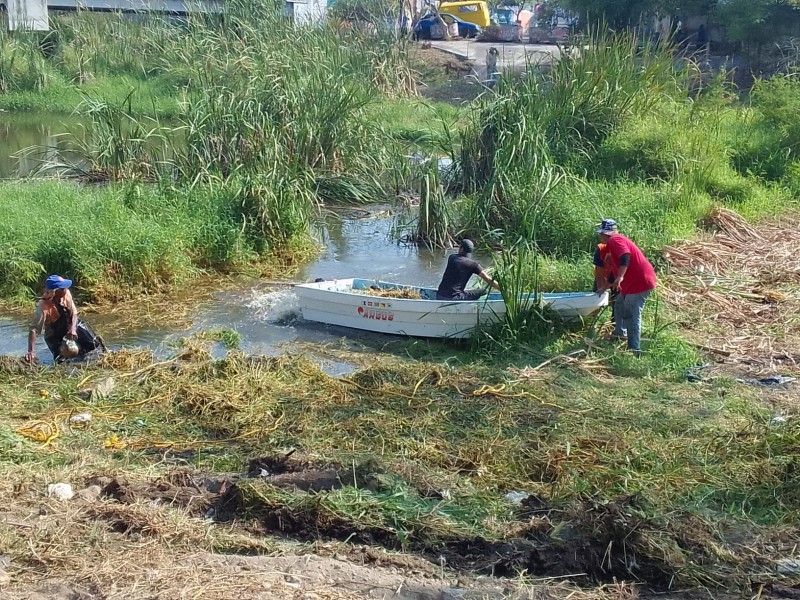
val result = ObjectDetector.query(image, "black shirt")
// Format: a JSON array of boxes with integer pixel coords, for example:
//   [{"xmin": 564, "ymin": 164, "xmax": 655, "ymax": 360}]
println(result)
[{"xmin": 436, "ymin": 254, "xmax": 483, "ymax": 299}]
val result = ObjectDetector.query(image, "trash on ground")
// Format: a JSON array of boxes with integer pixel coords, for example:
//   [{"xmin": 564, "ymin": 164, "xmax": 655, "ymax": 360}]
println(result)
[
  {"xmin": 776, "ymin": 558, "xmax": 800, "ymax": 576},
  {"xmin": 47, "ymin": 483, "xmax": 75, "ymax": 501},
  {"xmin": 77, "ymin": 376, "xmax": 116, "ymax": 401},
  {"xmin": 504, "ymin": 491, "xmax": 530, "ymax": 505},
  {"xmin": 69, "ymin": 413, "xmax": 92, "ymax": 425},
  {"xmin": 737, "ymin": 375, "xmax": 796, "ymax": 388}
]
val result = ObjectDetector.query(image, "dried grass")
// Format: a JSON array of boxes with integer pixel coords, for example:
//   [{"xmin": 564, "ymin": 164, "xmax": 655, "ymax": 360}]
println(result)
[
  {"xmin": 2, "ymin": 336, "xmax": 799, "ymax": 594},
  {"xmin": 662, "ymin": 208, "xmax": 800, "ymax": 374},
  {"xmin": 356, "ymin": 287, "xmax": 422, "ymax": 300}
]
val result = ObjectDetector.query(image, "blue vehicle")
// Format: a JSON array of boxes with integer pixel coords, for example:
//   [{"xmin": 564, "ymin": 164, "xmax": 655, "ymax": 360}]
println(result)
[{"xmin": 413, "ymin": 13, "xmax": 482, "ymax": 39}]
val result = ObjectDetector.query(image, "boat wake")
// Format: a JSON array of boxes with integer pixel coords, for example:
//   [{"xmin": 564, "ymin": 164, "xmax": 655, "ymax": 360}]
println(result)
[{"xmin": 248, "ymin": 288, "xmax": 300, "ymax": 324}]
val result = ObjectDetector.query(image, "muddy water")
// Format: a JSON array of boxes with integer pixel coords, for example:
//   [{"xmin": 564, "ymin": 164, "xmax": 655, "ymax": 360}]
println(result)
[
  {"xmin": 0, "ymin": 112, "xmax": 490, "ymax": 365},
  {"xmin": 0, "ymin": 112, "xmax": 88, "ymax": 179},
  {"xmin": 0, "ymin": 210, "xmax": 490, "ymax": 368}
]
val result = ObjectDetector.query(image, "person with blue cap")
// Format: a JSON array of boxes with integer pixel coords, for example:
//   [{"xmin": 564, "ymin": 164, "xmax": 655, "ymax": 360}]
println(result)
[
  {"xmin": 436, "ymin": 239, "xmax": 500, "ymax": 301},
  {"xmin": 595, "ymin": 219, "xmax": 657, "ymax": 356},
  {"xmin": 25, "ymin": 275, "xmax": 105, "ymax": 364}
]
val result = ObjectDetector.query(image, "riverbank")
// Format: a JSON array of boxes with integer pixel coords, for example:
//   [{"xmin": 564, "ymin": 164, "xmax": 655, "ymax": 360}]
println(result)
[
  {"xmin": 0, "ymin": 179, "xmax": 319, "ymax": 304},
  {"xmin": 2, "ymin": 12, "xmax": 800, "ymax": 598},
  {"xmin": 1, "ymin": 330, "xmax": 798, "ymax": 598},
  {"xmin": 0, "ymin": 74, "xmax": 182, "ymax": 117}
]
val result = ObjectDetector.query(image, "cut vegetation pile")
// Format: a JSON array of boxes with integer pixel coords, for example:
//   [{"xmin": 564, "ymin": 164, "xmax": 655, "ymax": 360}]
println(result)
[
  {"xmin": 663, "ymin": 208, "xmax": 800, "ymax": 373},
  {"xmin": 1, "ymin": 341, "xmax": 799, "ymax": 594}
]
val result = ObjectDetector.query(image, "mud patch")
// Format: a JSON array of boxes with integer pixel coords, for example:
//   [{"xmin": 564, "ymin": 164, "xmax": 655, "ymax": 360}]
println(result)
[
  {"xmin": 246, "ymin": 452, "xmax": 344, "ymax": 492},
  {"xmin": 85, "ymin": 468, "xmax": 705, "ymax": 588},
  {"xmin": 432, "ymin": 534, "xmax": 670, "ymax": 584},
  {"xmin": 229, "ymin": 486, "xmax": 703, "ymax": 587},
  {"xmin": 89, "ymin": 471, "xmax": 234, "ymax": 516},
  {"xmin": 0, "ymin": 355, "xmax": 33, "ymax": 374},
  {"xmin": 87, "ymin": 503, "xmax": 172, "ymax": 537}
]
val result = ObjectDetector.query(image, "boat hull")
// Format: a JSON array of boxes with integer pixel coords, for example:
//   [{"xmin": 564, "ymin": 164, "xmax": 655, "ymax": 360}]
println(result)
[{"xmin": 294, "ymin": 279, "xmax": 607, "ymax": 339}]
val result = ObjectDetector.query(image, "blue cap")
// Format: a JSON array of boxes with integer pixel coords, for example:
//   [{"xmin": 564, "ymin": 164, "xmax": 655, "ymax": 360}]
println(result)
[
  {"xmin": 45, "ymin": 275, "xmax": 73, "ymax": 290},
  {"xmin": 596, "ymin": 219, "xmax": 619, "ymax": 235}
]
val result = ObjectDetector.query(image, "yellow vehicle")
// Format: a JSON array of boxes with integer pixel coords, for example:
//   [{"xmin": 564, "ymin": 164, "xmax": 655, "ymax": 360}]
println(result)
[{"xmin": 438, "ymin": 1, "xmax": 491, "ymax": 28}]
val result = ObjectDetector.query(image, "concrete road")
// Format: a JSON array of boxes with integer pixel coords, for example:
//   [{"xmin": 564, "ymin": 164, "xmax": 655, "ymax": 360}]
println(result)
[{"xmin": 430, "ymin": 40, "xmax": 562, "ymax": 71}]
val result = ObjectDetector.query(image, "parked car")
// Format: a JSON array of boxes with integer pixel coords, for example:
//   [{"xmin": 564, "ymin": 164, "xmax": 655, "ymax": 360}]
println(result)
[
  {"xmin": 438, "ymin": 1, "xmax": 491, "ymax": 28},
  {"xmin": 489, "ymin": 7, "xmax": 522, "ymax": 42},
  {"xmin": 413, "ymin": 13, "xmax": 482, "ymax": 39}
]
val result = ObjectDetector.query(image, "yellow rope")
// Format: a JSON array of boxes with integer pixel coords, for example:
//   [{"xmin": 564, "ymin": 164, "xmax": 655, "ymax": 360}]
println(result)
[
  {"xmin": 106, "ymin": 426, "xmax": 267, "ymax": 451},
  {"xmin": 16, "ymin": 421, "xmax": 60, "ymax": 447}
]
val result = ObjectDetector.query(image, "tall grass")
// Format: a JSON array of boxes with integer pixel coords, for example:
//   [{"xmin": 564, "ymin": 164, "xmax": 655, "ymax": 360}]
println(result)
[
  {"xmin": 455, "ymin": 30, "xmax": 798, "ymax": 260},
  {"xmin": 159, "ymin": 2, "xmax": 415, "ymax": 246},
  {"xmin": 40, "ymin": 92, "xmax": 170, "ymax": 181},
  {"xmin": 457, "ymin": 30, "xmax": 683, "ymax": 248},
  {"xmin": 413, "ymin": 159, "xmax": 453, "ymax": 248},
  {"xmin": 0, "ymin": 0, "xmax": 423, "ymax": 299},
  {"xmin": 0, "ymin": 180, "xmax": 253, "ymax": 302}
]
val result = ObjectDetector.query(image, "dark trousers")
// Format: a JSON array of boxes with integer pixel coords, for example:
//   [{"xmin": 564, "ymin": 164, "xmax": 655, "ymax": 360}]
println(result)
[{"xmin": 436, "ymin": 289, "xmax": 487, "ymax": 301}]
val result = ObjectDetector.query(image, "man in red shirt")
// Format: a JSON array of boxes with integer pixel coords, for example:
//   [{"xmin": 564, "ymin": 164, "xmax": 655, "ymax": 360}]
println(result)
[{"xmin": 595, "ymin": 220, "xmax": 657, "ymax": 356}]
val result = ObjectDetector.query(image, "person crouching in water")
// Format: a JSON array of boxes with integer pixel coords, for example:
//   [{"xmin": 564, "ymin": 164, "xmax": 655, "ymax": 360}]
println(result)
[
  {"xmin": 25, "ymin": 275, "xmax": 105, "ymax": 364},
  {"xmin": 436, "ymin": 239, "xmax": 500, "ymax": 301}
]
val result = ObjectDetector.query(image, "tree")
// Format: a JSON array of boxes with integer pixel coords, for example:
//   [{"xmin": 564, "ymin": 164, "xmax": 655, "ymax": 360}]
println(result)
[
  {"xmin": 713, "ymin": 0, "xmax": 800, "ymax": 49},
  {"xmin": 562, "ymin": 0, "xmax": 715, "ymax": 29},
  {"xmin": 563, "ymin": 0, "xmax": 674, "ymax": 29}
]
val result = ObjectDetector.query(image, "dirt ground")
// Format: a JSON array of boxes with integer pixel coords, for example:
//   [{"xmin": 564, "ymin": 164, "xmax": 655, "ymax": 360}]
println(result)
[
  {"xmin": 0, "ymin": 472, "xmax": 590, "ymax": 600},
  {"xmin": 663, "ymin": 209, "xmax": 800, "ymax": 378},
  {"xmin": 410, "ymin": 45, "xmax": 487, "ymax": 105},
  {"xmin": 0, "ymin": 554, "xmax": 501, "ymax": 600},
  {"xmin": 2, "ymin": 474, "xmax": 796, "ymax": 600}
]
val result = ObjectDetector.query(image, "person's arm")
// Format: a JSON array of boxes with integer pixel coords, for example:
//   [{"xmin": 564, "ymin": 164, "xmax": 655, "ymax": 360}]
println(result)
[
  {"xmin": 593, "ymin": 248, "xmax": 607, "ymax": 293},
  {"xmin": 478, "ymin": 271, "xmax": 500, "ymax": 290},
  {"xmin": 25, "ymin": 329, "xmax": 38, "ymax": 364},
  {"xmin": 26, "ymin": 305, "xmax": 44, "ymax": 363},
  {"xmin": 67, "ymin": 304, "xmax": 78, "ymax": 339},
  {"xmin": 594, "ymin": 266, "xmax": 608, "ymax": 293},
  {"xmin": 613, "ymin": 254, "xmax": 631, "ymax": 290}
]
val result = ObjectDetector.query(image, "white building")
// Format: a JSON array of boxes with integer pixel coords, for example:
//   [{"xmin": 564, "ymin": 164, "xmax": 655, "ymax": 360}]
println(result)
[
  {"xmin": 284, "ymin": 0, "xmax": 326, "ymax": 25},
  {"xmin": 3, "ymin": 0, "xmax": 49, "ymax": 30}
]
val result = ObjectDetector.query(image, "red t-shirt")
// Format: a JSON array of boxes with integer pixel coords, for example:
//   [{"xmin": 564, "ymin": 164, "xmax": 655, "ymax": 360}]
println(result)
[{"xmin": 606, "ymin": 234, "xmax": 657, "ymax": 295}]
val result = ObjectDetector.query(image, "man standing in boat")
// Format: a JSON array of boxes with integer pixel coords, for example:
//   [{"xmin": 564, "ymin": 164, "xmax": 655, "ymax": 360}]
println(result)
[{"xmin": 436, "ymin": 240, "xmax": 500, "ymax": 301}]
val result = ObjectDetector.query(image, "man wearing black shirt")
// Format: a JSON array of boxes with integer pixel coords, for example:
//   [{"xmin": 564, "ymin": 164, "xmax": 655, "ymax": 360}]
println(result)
[{"xmin": 436, "ymin": 240, "xmax": 500, "ymax": 301}]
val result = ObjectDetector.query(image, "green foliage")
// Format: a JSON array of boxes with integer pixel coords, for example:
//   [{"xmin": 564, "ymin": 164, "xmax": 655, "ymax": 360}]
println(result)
[
  {"xmin": 201, "ymin": 327, "xmax": 242, "ymax": 349},
  {"xmin": 565, "ymin": 0, "xmax": 800, "ymax": 40},
  {"xmin": 750, "ymin": 74, "xmax": 800, "ymax": 155},
  {"xmin": 0, "ymin": 181, "xmax": 259, "ymax": 301},
  {"xmin": 329, "ymin": 0, "xmax": 399, "ymax": 25},
  {"xmin": 712, "ymin": 0, "xmax": 800, "ymax": 48},
  {"xmin": 458, "ymin": 30, "xmax": 682, "ymax": 246},
  {"xmin": 456, "ymin": 31, "xmax": 798, "ymax": 269},
  {"xmin": 58, "ymin": 92, "xmax": 169, "ymax": 181},
  {"xmin": 564, "ymin": 0, "xmax": 666, "ymax": 29},
  {"xmin": 415, "ymin": 159, "xmax": 453, "ymax": 248},
  {"xmin": 0, "ymin": 4, "xmax": 421, "ymax": 300}
]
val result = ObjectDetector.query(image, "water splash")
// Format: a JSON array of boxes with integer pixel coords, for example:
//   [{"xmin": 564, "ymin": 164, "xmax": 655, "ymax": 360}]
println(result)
[{"xmin": 247, "ymin": 288, "xmax": 299, "ymax": 323}]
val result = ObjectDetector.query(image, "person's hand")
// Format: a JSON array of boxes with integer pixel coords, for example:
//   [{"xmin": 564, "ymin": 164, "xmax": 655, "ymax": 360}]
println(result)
[
  {"xmin": 612, "ymin": 277, "xmax": 624, "ymax": 291},
  {"xmin": 67, "ymin": 330, "xmax": 78, "ymax": 340},
  {"xmin": 24, "ymin": 351, "xmax": 37, "ymax": 364}
]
